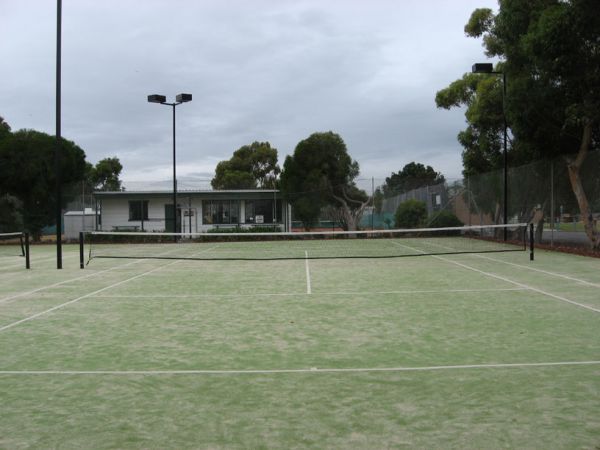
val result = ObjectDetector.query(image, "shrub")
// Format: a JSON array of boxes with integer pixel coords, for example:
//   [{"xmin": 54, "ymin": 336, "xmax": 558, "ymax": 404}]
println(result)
[
  {"xmin": 395, "ymin": 199, "xmax": 427, "ymax": 228},
  {"xmin": 428, "ymin": 210, "xmax": 463, "ymax": 228}
]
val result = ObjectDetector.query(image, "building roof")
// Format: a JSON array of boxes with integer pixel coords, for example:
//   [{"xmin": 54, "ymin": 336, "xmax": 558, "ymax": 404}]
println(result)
[{"xmin": 93, "ymin": 189, "xmax": 282, "ymax": 200}]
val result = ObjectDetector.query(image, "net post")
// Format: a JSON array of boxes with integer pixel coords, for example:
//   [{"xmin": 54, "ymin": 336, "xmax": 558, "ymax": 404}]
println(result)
[
  {"xmin": 25, "ymin": 232, "xmax": 30, "ymax": 269},
  {"xmin": 79, "ymin": 231, "xmax": 85, "ymax": 269},
  {"xmin": 529, "ymin": 223, "xmax": 534, "ymax": 261}
]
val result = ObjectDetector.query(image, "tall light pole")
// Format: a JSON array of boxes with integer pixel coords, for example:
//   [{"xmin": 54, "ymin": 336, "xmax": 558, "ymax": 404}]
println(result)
[
  {"xmin": 472, "ymin": 63, "xmax": 508, "ymax": 241},
  {"xmin": 147, "ymin": 93, "xmax": 192, "ymax": 239},
  {"xmin": 55, "ymin": 0, "xmax": 63, "ymax": 268}
]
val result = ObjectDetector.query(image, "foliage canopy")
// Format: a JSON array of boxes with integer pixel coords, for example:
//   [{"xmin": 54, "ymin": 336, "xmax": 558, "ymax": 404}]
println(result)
[
  {"xmin": 211, "ymin": 142, "xmax": 280, "ymax": 190},
  {"xmin": 280, "ymin": 131, "xmax": 369, "ymax": 230},
  {"xmin": 436, "ymin": 0, "xmax": 600, "ymax": 247},
  {"xmin": 0, "ymin": 129, "xmax": 87, "ymax": 237}
]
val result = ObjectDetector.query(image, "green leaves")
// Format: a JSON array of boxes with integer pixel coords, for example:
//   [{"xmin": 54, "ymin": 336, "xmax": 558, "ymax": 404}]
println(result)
[
  {"xmin": 382, "ymin": 162, "xmax": 445, "ymax": 198},
  {"xmin": 464, "ymin": 8, "xmax": 494, "ymax": 38},
  {"xmin": 279, "ymin": 131, "xmax": 366, "ymax": 230},
  {"xmin": 211, "ymin": 141, "xmax": 280, "ymax": 190},
  {"xmin": 88, "ymin": 157, "xmax": 123, "ymax": 192},
  {"xmin": 0, "ymin": 129, "xmax": 87, "ymax": 237}
]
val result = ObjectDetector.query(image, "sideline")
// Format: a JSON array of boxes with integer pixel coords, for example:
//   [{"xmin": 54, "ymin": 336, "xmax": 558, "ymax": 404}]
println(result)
[
  {"xmin": 0, "ymin": 247, "xmax": 216, "ymax": 332},
  {"xmin": 393, "ymin": 241, "xmax": 600, "ymax": 313}
]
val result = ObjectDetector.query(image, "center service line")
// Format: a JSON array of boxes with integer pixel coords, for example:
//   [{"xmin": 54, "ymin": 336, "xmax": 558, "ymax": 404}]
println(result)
[{"xmin": 305, "ymin": 250, "xmax": 312, "ymax": 294}]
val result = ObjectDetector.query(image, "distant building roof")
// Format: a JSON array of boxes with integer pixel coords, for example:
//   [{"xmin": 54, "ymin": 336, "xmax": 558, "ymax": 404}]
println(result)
[{"xmin": 93, "ymin": 189, "xmax": 281, "ymax": 200}]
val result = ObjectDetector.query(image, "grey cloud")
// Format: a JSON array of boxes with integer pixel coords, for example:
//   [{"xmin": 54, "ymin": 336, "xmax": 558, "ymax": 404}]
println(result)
[{"xmin": 1, "ymin": 0, "xmax": 498, "ymax": 188}]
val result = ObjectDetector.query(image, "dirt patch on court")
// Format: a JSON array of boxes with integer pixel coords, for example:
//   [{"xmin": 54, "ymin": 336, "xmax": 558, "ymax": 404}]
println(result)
[{"xmin": 536, "ymin": 242, "xmax": 600, "ymax": 259}]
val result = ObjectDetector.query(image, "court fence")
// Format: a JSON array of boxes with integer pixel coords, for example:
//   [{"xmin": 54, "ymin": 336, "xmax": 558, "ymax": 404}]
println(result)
[{"xmin": 359, "ymin": 150, "xmax": 599, "ymax": 250}]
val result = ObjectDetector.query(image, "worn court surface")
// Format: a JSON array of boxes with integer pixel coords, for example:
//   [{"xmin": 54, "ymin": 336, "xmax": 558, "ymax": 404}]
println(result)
[{"xmin": 0, "ymin": 241, "xmax": 599, "ymax": 449}]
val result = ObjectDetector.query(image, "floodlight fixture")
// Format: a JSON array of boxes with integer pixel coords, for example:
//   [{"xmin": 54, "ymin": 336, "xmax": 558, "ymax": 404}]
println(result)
[
  {"xmin": 148, "ymin": 94, "xmax": 167, "ymax": 103},
  {"xmin": 472, "ymin": 63, "xmax": 494, "ymax": 73},
  {"xmin": 176, "ymin": 93, "xmax": 192, "ymax": 103}
]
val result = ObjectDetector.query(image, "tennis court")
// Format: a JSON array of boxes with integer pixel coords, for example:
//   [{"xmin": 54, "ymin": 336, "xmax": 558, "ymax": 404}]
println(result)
[{"xmin": 1, "ymin": 232, "xmax": 599, "ymax": 448}]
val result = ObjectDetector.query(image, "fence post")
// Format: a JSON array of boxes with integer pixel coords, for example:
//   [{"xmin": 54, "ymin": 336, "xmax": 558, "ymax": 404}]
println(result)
[
  {"xmin": 25, "ymin": 232, "xmax": 30, "ymax": 269},
  {"xmin": 79, "ymin": 231, "xmax": 85, "ymax": 269},
  {"xmin": 529, "ymin": 223, "xmax": 535, "ymax": 261}
]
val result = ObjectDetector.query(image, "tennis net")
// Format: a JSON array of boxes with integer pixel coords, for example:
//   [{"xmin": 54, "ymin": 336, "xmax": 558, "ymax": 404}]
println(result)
[{"xmin": 82, "ymin": 223, "xmax": 532, "ymax": 265}]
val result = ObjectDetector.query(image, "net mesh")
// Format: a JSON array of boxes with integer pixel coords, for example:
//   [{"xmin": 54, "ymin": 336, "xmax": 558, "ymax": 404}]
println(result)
[
  {"xmin": 84, "ymin": 224, "xmax": 528, "ymax": 263},
  {"xmin": 0, "ymin": 232, "xmax": 25, "ymax": 258}
]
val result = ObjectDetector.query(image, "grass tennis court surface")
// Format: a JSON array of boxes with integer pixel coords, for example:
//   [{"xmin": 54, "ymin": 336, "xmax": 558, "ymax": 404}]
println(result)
[{"xmin": 1, "ymin": 241, "xmax": 599, "ymax": 449}]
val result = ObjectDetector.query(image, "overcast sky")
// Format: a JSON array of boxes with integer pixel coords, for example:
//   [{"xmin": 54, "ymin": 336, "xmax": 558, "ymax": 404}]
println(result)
[{"xmin": 0, "ymin": 0, "xmax": 498, "ymax": 189}]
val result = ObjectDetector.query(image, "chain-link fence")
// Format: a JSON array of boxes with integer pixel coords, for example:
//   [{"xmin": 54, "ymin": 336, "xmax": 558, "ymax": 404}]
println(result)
[{"xmin": 359, "ymin": 150, "xmax": 599, "ymax": 250}]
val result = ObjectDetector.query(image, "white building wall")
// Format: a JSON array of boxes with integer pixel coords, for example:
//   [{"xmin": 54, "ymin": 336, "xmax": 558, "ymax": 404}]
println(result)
[
  {"xmin": 99, "ymin": 198, "xmax": 129, "ymax": 231},
  {"xmin": 63, "ymin": 212, "xmax": 96, "ymax": 240},
  {"xmin": 98, "ymin": 195, "xmax": 287, "ymax": 233}
]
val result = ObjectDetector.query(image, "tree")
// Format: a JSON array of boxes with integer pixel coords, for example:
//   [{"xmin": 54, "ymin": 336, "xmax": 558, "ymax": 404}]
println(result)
[
  {"xmin": 383, "ymin": 162, "xmax": 445, "ymax": 197},
  {"xmin": 87, "ymin": 157, "xmax": 123, "ymax": 191},
  {"xmin": 0, "ymin": 129, "xmax": 87, "ymax": 238},
  {"xmin": 211, "ymin": 141, "xmax": 280, "ymax": 190},
  {"xmin": 0, "ymin": 116, "xmax": 11, "ymax": 141},
  {"xmin": 437, "ymin": 0, "xmax": 600, "ymax": 248},
  {"xmin": 428, "ymin": 210, "xmax": 463, "ymax": 228},
  {"xmin": 0, "ymin": 194, "xmax": 23, "ymax": 232},
  {"xmin": 280, "ymin": 131, "xmax": 370, "ymax": 231},
  {"xmin": 395, "ymin": 199, "xmax": 427, "ymax": 229}
]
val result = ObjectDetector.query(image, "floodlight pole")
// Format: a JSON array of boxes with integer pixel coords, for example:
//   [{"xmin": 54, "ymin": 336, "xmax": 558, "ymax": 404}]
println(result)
[
  {"xmin": 147, "ymin": 94, "xmax": 192, "ymax": 241},
  {"xmin": 472, "ymin": 63, "xmax": 508, "ymax": 241},
  {"xmin": 55, "ymin": 0, "xmax": 63, "ymax": 269}
]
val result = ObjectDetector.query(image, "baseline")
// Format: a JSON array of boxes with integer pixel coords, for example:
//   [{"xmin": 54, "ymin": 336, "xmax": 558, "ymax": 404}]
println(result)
[
  {"xmin": 1, "ymin": 360, "xmax": 598, "ymax": 376},
  {"xmin": 90, "ymin": 287, "xmax": 527, "ymax": 299}
]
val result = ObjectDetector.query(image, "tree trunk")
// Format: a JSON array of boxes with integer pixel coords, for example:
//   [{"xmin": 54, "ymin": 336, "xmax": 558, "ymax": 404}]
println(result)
[
  {"xmin": 565, "ymin": 121, "xmax": 599, "ymax": 249},
  {"xmin": 330, "ymin": 191, "xmax": 371, "ymax": 233}
]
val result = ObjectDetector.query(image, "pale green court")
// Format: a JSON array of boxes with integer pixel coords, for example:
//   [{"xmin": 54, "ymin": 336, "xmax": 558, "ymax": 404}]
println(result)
[{"xmin": 0, "ymin": 240, "xmax": 598, "ymax": 449}]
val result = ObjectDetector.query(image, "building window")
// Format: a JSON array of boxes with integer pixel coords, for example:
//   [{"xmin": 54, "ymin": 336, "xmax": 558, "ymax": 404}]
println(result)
[
  {"xmin": 129, "ymin": 200, "xmax": 149, "ymax": 221},
  {"xmin": 245, "ymin": 199, "xmax": 282, "ymax": 224},
  {"xmin": 202, "ymin": 200, "xmax": 240, "ymax": 225}
]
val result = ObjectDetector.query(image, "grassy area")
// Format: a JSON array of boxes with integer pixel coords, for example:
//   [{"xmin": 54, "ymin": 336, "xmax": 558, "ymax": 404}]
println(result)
[
  {"xmin": 553, "ymin": 221, "xmax": 592, "ymax": 232},
  {"xmin": 1, "ymin": 241, "xmax": 599, "ymax": 448}
]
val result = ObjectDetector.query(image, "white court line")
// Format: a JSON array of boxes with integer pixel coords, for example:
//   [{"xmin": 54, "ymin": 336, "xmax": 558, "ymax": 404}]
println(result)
[
  {"xmin": 0, "ymin": 244, "xmax": 190, "ymax": 304},
  {"xmin": 0, "ymin": 247, "xmax": 216, "ymax": 332},
  {"xmin": 92, "ymin": 287, "xmax": 526, "ymax": 299},
  {"xmin": 420, "ymin": 240, "xmax": 600, "ymax": 288},
  {"xmin": 0, "ymin": 264, "xmax": 174, "ymax": 332},
  {"xmin": 305, "ymin": 250, "xmax": 311, "ymax": 294},
  {"xmin": 0, "ymin": 258, "xmax": 146, "ymax": 304},
  {"xmin": 1, "ymin": 360, "xmax": 598, "ymax": 376},
  {"xmin": 393, "ymin": 241, "xmax": 600, "ymax": 313},
  {"xmin": 0, "ymin": 250, "xmax": 80, "ymax": 271},
  {"xmin": 473, "ymin": 253, "xmax": 600, "ymax": 288}
]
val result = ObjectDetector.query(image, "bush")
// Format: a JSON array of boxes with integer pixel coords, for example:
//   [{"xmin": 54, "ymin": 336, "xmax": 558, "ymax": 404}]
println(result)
[
  {"xmin": 206, "ymin": 226, "xmax": 281, "ymax": 234},
  {"xmin": 428, "ymin": 210, "xmax": 463, "ymax": 228},
  {"xmin": 395, "ymin": 200, "xmax": 427, "ymax": 228}
]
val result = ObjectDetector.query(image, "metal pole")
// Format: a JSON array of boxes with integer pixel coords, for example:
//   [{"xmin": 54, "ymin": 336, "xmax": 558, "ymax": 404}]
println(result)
[
  {"xmin": 371, "ymin": 177, "xmax": 375, "ymax": 231},
  {"xmin": 172, "ymin": 103, "xmax": 177, "ymax": 241},
  {"xmin": 503, "ymin": 71, "xmax": 508, "ymax": 242},
  {"xmin": 550, "ymin": 160, "xmax": 554, "ymax": 247},
  {"xmin": 79, "ymin": 231, "xmax": 84, "ymax": 269},
  {"xmin": 55, "ymin": 0, "xmax": 63, "ymax": 269},
  {"xmin": 25, "ymin": 232, "xmax": 30, "ymax": 269},
  {"xmin": 529, "ymin": 223, "xmax": 535, "ymax": 261}
]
